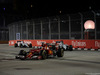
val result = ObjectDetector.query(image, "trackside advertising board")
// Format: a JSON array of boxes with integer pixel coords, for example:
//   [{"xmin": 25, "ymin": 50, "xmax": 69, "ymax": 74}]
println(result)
[{"xmin": 9, "ymin": 40, "xmax": 100, "ymax": 49}]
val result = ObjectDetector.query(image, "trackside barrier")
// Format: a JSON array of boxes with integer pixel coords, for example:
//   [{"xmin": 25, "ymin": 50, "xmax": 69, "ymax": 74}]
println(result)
[
  {"xmin": 9, "ymin": 40, "xmax": 100, "ymax": 50},
  {"xmin": 0, "ymin": 41, "xmax": 8, "ymax": 44}
]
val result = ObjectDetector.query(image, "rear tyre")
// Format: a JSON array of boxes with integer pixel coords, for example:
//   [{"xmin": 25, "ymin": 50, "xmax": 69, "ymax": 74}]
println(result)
[
  {"xmin": 20, "ymin": 44, "xmax": 23, "ymax": 48},
  {"xmin": 53, "ymin": 50, "xmax": 56, "ymax": 57},
  {"xmin": 14, "ymin": 43, "xmax": 18, "ymax": 48},
  {"xmin": 69, "ymin": 45, "xmax": 73, "ymax": 51},
  {"xmin": 57, "ymin": 48, "xmax": 64, "ymax": 57},
  {"xmin": 40, "ymin": 50, "xmax": 47, "ymax": 60},
  {"xmin": 29, "ymin": 43, "xmax": 32, "ymax": 48}
]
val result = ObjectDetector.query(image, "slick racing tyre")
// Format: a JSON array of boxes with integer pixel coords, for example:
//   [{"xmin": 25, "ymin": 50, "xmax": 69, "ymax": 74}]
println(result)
[
  {"xmin": 57, "ymin": 48, "xmax": 64, "ymax": 57},
  {"xmin": 20, "ymin": 44, "xmax": 23, "ymax": 48},
  {"xmin": 16, "ymin": 50, "xmax": 26, "ymax": 60},
  {"xmin": 40, "ymin": 50, "xmax": 47, "ymax": 60},
  {"xmin": 19, "ymin": 50, "xmax": 26, "ymax": 55},
  {"xmin": 53, "ymin": 50, "xmax": 56, "ymax": 57},
  {"xmin": 69, "ymin": 45, "xmax": 73, "ymax": 51},
  {"xmin": 29, "ymin": 43, "xmax": 32, "ymax": 48},
  {"xmin": 14, "ymin": 43, "xmax": 18, "ymax": 47}
]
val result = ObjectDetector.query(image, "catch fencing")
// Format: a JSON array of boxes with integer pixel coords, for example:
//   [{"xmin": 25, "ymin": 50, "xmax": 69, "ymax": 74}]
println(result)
[{"xmin": 9, "ymin": 11, "xmax": 100, "ymax": 40}]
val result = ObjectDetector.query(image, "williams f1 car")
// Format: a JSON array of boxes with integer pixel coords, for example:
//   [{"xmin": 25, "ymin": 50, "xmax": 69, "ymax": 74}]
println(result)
[
  {"xmin": 14, "ymin": 41, "xmax": 32, "ymax": 48},
  {"xmin": 55, "ymin": 41, "xmax": 73, "ymax": 51}
]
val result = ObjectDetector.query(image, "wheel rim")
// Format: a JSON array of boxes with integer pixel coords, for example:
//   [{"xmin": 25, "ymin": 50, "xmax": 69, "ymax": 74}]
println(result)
[{"xmin": 42, "ymin": 50, "xmax": 47, "ymax": 59}]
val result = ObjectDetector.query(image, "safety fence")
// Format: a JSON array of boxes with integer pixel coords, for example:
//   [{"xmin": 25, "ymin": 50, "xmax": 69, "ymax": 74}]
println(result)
[
  {"xmin": 8, "ymin": 11, "xmax": 100, "ymax": 40},
  {"xmin": 9, "ymin": 40, "xmax": 100, "ymax": 50},
  {"xmin": 0, "ymin": 30, "xmax": 9, "ymax": 41}
]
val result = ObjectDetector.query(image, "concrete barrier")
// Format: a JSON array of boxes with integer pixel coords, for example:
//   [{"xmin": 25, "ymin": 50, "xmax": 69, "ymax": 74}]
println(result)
[
  {"xmin": 0, "ymin": 41, "xmax": 8, "ymax": 44},
  {"xmin": 9, "ymin": 40, "xmax": 100, "ymax": 50}
]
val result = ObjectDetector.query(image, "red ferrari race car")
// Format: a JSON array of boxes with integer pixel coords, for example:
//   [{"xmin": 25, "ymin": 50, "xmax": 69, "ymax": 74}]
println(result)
[{"xmin": 15, "ymin": 43, "xmax": 64, "ymax": 60}]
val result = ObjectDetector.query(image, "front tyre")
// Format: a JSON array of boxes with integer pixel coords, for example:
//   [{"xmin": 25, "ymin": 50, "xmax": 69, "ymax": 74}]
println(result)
[{"xmin": 19, "ymin": 50, "xmax": 26, "ymax": 55}]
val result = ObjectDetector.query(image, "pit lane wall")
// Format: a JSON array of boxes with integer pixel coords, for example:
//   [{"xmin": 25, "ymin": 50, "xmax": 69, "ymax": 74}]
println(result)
[{"xmin": 9, "ymin": 40, "xmax": 100, "ymax": 50}]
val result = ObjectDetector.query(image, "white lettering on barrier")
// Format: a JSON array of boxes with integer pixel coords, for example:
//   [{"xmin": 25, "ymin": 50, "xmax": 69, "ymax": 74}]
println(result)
[
  {"xmin": 9, "ymin": 42, "xmax": 10, "ymax": 44},
  {"xmin": 95, "ymin": 41, "xmax": 100, "ymax": 48},
  {"xmin": 72, "ymin": 41, "xmax": 86, "ymax": 47},
  {"xmin": 11, "ymin": 41, "xmax": 14, "ymax": 45},
  {"xmin": 24, "ymin": 41, "xmax": 31, "ymax": 44},
  {"xmin": 37, "ymin": 40, "xmax": 56, "ymax": 45},
  {"xmin": 37, "ymin": 41, "xmax": 46, "ymax": 45},
  {"xmin": 52, "ymin": 40, "xmax": 56, "ymax": 43}
]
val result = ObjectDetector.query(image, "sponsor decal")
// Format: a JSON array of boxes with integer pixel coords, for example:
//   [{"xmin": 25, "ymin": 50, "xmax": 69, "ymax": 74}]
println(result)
[
  {"xmin": 95, "ymin": 41, "xmax": 100, "ymax": 48},
  {"xmin": 37, "ymin": 41, "xmax": 46, "ymax": 45},
  {"xmin": 24, "ymin": 41, "xmax": 31, "ymax": 44},
  {"xmin": 9, "ymin": 41, "xmax": 10, "ymax": 44},
  {"xmin": 52, "ymin": 40, "xmax": 56, "ymax": 43},
  {"xmin": 11, "ymin": 41, "xmax": 14, "ymax": 45},
  {"xmin": 72, "ymin": 41, "xmax": 86, "ymax": 47}
]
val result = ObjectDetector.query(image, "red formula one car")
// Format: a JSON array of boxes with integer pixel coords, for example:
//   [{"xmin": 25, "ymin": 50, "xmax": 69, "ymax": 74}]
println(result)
[{"xmin": 15, "ymin": 43, "xmax": 64, "ymax": 60}]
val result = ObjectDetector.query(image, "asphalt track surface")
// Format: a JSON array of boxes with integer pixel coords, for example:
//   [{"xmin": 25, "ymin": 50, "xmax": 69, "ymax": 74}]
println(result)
[{"xmin": 0, "ymin": 44, "xmax": 100, "ymax": 75}]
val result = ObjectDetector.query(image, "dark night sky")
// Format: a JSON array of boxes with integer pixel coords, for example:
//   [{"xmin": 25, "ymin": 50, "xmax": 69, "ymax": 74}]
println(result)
[
  {"xmin": 0, "ymin": 0, "xmax": 100, "ymax": 25},
  {"xmin": 16, "ymin": 0, "xmax": 100, "ymax": 17},
  {"xmin": 1, "ymin": 0, "xmax": 99, "ymax": 15}
]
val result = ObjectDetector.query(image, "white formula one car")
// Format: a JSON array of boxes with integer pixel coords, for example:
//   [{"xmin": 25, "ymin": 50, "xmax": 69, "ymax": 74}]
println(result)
[
  {"xmin": 56, "ymin": 41, "xmax": 73, "ymax": 51},
  {"xmin": 14, "ymin": 41, "xmax": 32, "ymax": 48}
]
